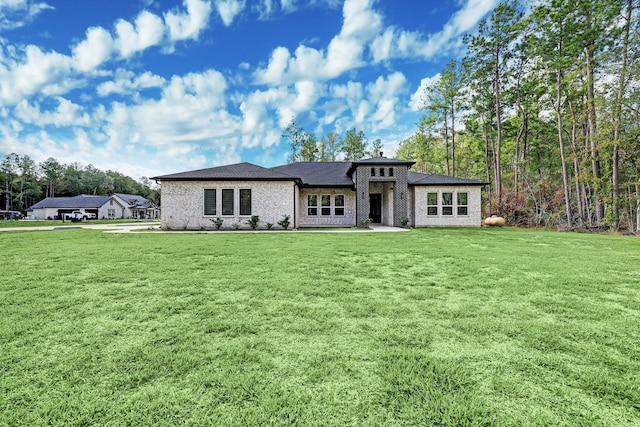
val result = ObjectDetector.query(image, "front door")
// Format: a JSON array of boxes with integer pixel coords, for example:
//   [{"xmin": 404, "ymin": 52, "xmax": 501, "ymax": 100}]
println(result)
[{"xmin": 369, "ymin": 193, "xmax": 382, "ymax": 223}]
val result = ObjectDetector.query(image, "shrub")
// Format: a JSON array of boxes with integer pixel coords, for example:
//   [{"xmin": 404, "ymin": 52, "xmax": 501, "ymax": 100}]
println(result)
[
  {"xmin": 266, "ymin": 222, "xmax": 274, "ymax": 230},
  {"xmin": 246, "ymin": 215, "xmax": 260, "ymax": 229},
  {"xmin": 278, "ymin": 215, "xmax": 291, "ymax": 230},
  {"xmin": 210, "ymin": 217, "xmax": 224, "ymax": 230},
  {"xmin": 231, "ymin": 221, "xmax": 241, "ymax": 230},
  {"xmin": 400, "ymin": 216, "xmax": 409, "ymax": 227},
  {"xmin": 359, "ymin": 217, "xmax": 372, "ymax": 228}
]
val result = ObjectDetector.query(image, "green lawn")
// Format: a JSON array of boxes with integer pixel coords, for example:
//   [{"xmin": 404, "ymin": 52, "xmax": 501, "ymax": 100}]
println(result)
[
  {"xmin": 0, "ymin": 219, "xmax": 159, "ymax": 228},
  {"xmin": 1, "ymin": 228, "xmax": 639, "ymax": 426}
]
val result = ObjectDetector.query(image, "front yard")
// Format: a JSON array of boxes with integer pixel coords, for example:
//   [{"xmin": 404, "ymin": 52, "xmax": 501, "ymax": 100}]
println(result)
[{"xmin": 1, "ymin": 228, "xmax": 639, "ymax": 426}]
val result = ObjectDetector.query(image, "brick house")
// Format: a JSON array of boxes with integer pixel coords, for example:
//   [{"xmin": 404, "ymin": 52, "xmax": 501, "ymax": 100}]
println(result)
[
  {"xmin": 27, "ymin": 193, "xmax": 158, "ymax": 220},
  {"xmin": 151, "ymin": 156, "xmax": 486, "ymax": 230}
]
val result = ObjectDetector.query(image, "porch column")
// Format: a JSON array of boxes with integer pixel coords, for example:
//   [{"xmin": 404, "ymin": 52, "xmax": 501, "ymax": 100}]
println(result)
[{"xmin": 355, "ymin": 167, "xmax": 370, "ymax": 226}]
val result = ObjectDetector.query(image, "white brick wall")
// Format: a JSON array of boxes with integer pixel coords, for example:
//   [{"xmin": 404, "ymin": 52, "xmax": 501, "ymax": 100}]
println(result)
[
  {"xmin": 298, "ymin": 188, "xmax": 356, "ymax": 227},
  {"xmin": 160, "ymin": 180, "xmax": 296, "ymax": 230},
  {"xmin": 412, "ymin": 185, "xmax": 483, "ymax": 227}
]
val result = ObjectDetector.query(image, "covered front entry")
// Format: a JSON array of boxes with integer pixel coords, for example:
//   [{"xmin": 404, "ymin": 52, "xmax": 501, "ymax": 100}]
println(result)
[{"xmin": 369, "ymin": 193, "xmax": 382, "ymax": 223}]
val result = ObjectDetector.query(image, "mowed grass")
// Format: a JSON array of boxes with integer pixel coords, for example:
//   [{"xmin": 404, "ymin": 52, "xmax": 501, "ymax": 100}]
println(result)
[
  {"xmin": 1, "ymin": 228, "xmax": 639, "ymax": 426},
  {"xmin": 0, "ymin": 219, "xmax": 159, "ymax": 228}
]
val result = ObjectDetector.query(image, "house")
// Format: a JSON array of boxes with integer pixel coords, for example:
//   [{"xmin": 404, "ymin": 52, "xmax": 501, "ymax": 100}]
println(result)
[
  {"xmin": 151, "ymin": 156, "xmax": 486, "ymax": 229},
  {"xmin": 113, "ymin": 193, "xmax": 159, "ymax": 219},
  {"xmin": 27, "ymin": 193, "xmax": 158, "ymax": 220}
]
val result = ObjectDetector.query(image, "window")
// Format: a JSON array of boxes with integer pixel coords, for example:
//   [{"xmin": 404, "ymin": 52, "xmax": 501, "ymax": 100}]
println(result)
[
  {"xmin": 442, "ymin": 192, "xmax": 453, "ymax": 216},
  {"xmin": 427, "ymin": 192, "xmax": 438, "ymax": 216},
  {"xmin": 457, "ymin": 192, "xmax": 468, "ymax": 216},
  {"xmin": 308, "ymin": 194, "xmax": 317, "ymax": 216},
  {"xmin": 321, "ymin": 194, "xmax": 331, "ymax": 215},
  {"xmin": 335, "ymin": 195, "xmax": 345, "ymax": 216},
  {"xmin": 204, "ymin": 189, "xmax": 216, "ymax": 216},
  {"xmin": 370, "ymin": 167, "xmax": 376, "ymax": 176},
  {"xmin": 107, "ymin": 209, "xmax": 115, "ymax": 219},
  {"xmin": 240, "ymin": 189, "xmax": 251, "ymax": 216},
  {"xmin": 389, "ymin": 168, "xmax": 394, "ymax": 177},
  {"xmin": 379, "ymin": 168, "xmax": 385, "ymax": 177},
  {"xmin": 222, "ymin": 189, "xmax": 234, "ymax": 215}
]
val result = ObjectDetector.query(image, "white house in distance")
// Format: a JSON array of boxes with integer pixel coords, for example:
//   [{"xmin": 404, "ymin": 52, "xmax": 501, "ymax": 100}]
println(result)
[
  {"xmin": 27, "ymin": 193, "xmax": 158, "ymax": 220},
  {"xmin": 151, "ymin": 156, "xmax": 486, "ymax": 230}
]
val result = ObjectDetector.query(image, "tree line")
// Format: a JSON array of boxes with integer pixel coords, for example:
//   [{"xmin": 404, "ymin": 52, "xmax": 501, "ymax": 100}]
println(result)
[
  {"xmin": 396, "ymin": 0, "xmax": 639, "ymax": 231},
  {"xmin": 1, "ymin": 153, "xmax": 160, "ymax": 213},
  {"xmin": 282, "ymin": 118, "xmax": 384, "ymax": 162}
]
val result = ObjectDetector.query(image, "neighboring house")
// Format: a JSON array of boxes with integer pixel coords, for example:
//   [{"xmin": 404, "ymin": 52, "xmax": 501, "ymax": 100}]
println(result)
[
  {"xmin": 151, "ymin": 156, "xmax": 486, "ymax": 229},
  {"xmin": 112, "ymin": 193, "xmax": 159, "ymax": 219},
  {"xmin": 27, "ymin": 194, "xmax": 158, "ymax": 220}
]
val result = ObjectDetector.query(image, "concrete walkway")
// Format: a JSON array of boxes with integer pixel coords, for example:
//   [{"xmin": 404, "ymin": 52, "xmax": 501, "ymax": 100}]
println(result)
[{"xmin": 1, "ymin": 222, "xmax": 410, "ymax": 233}]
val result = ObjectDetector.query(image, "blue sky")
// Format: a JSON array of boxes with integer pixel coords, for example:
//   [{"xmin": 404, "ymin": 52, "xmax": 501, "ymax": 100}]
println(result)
[{"xmin": 0, "ymin": 0, "xmax": 501, "ymax": 179}]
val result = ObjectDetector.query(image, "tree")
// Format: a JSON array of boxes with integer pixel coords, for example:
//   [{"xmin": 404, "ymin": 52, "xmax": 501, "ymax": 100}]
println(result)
[
  {"xmin": 319, "ymin": 132, "xmax": 342, "ymax": 161},
  {"xmin": 282, "ymin": 117, "xmax": 304, "ymax": 163},
  {"xmin": 369, "ymin": 138, "xmax": 383, "ymax": 158},
  {"xmin": 1, "ymin": 153, "xmax": 19, "ymax": 211},
  {"xmin": 299, "ymin": 132, "xmax": 319, "ymax": 162},
  {"xmin": 530, "ymin": 0, "xmax": 584, "ymax": 228},
  {"xmin": 14, "ymin": 154, "xmax": 40, "ymax": 210},
  {"xmin": 40, "ymin": 157, "xmax": 64, "ymax": 198},
  {"xmin": 609, "ymin": 0, "xmax": 634, "ymax": 230},
  {"xmin": 341, "ymin": 128, "xmax": 368, "ymax": 161},
  {"xmin": 424, "ymin": 60, "xmax": 465, "ymax": 176},
  {"xmin": 465, "ymin": 0, "xmax": 524, "ymax": 211}
]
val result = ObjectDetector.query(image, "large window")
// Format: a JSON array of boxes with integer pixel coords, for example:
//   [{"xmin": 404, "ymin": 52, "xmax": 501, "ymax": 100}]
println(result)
[
  {"xmin": 204, "ymin": 189, "xmax": 216, "ymax": 216},
  {"xmin": 240, "ymin": 189, "xmax": 251, "ymax": 216},
  {"xmin": 442, "ymin": 192, "xmax": 453, "ymax": 216},
  {"xmin": 457, "ymin": 192, "xmax": 468, "ymax": 216},
  {"xmin": 222, "ymin": 189, "xmax": 234, "ymax": 215},
  {"xmin": 321, "ymin": 195, "xmax": 331, "ymax": 215},
  {"xmin": 335, "ymin": 195, "xmax": 345, "ymax": 216},
  {"xmin": 427, "ymin": 192, "xmax": 438, "ymax": 216},
  {"xmin": 308, "ymin": 194, "xmax": 317, "ymax": 216},
  {"xmin": 107, "ymin": 209, "xmax": 115, "ymax": 219}
]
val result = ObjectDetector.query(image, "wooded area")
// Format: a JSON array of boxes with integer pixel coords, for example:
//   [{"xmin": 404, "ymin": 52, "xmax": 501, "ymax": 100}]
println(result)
[
  {"xmin": 397, "ymin": 0, "xmax": 639, "ymax": 231},
  {"xmin": 0, "ymin": 153, "xmax": 159, "ymax": 213}
]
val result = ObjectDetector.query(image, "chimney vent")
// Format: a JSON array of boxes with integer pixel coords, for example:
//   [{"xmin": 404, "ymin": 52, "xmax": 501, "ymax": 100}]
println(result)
[{"xmin": 379, "ymin": 151, "xmax": 383, "ymax": 157}]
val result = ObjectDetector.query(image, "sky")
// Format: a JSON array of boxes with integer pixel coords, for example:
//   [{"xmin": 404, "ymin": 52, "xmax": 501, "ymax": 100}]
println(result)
[{"xmin": 0, "ymin": 0, "xmax": 501, "ymax": 180}]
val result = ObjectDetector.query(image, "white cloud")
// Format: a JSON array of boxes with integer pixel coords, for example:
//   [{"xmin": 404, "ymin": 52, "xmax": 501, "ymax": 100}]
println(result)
[
  {"xmin": 0, "ymin": 0, "xmax": 214, "ymax": 106},
  {"xmin": 366, "ymin": 72, "xmax": 408, "ymax": 130},
  {"xmin": 115, "ymin": 11, "xmax": 165, "ymax": 58},
  {"xmin": 97, "ymin": 69, "xmax": 165, "ymax": 97},
  {"xmin": 164, "ymin": 0, "xmax": 212, "ymax": 44},
  {"xmin": 0, "ymin": 0, "xmax": 52, "ymax": 30},
  {"xmin": 409, "ymin": 74, "xmax": 440, "ymax": 112},
  {"xmin": 370, "ymin": 0, "xmax": 500, "ymax": 62},
  {"xmin": 254, "ymin": 0, "xmax": 381, "ymax": 85},
  {"xmin": 15, "ymin": 96, "xmax": 91, "ymax": 127},
  {"xmin": 72, "ymin": 26, "xmax": 114, "ymax": 72},
  {"xmin": 214, "ymin": 0, "xmax": 245, "ymax": 26},
  {"xmin": 0, "ymin": 45, "xmax": 73, "ymax": 106}
]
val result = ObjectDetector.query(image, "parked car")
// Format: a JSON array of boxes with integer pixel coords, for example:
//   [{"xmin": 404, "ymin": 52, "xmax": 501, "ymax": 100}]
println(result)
[
  {"xmin": 64, "ymin": 209, "xmax": 97, "ymax": 222},
  {"xmin": 0, "ymin": 210, "xmax": 22, "ymax": 220}
]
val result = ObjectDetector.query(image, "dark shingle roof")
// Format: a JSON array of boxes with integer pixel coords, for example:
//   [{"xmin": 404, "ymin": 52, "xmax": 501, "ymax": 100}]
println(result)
[
  {"xmin": 408, "ymin": 172, "xmax": 487, "ymax": 186},
  {"xmin": 151, "ymin": 162, "xmax": 299, "ymax": 182},
  {"xmin": 29, "ymin": 195, "xmax": 111, "ymax": 209},
  {"xmin": 270, "ymin": 162, "xmax": 354, "ymax": 187},
  {"xmin": 347, "ymin": 156, "xmax": 415, "ymax": 175},
  {"xmin": 352, "ymin": 156, "xmax": 416, "ymax": 165},
  {"xmin": 114, "ymin": 193, "xmax": 154, "ymax": 208}
]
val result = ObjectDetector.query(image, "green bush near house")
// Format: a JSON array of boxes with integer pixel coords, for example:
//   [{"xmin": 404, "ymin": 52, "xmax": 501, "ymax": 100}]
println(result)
[
  {"xmin": 246, "ymin": 215, "xmax": 260, "ymax": 229},
  {"xmin": 277, "ymin": 214, "xmax": 290, "ymax": 229},
  {"xmin": 1, "ymin": 228, "xmax": 639, "ymax": 426},
  {"xmin": 210, "ymin": 217, "xmax": 224, "ymax": 230}
]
